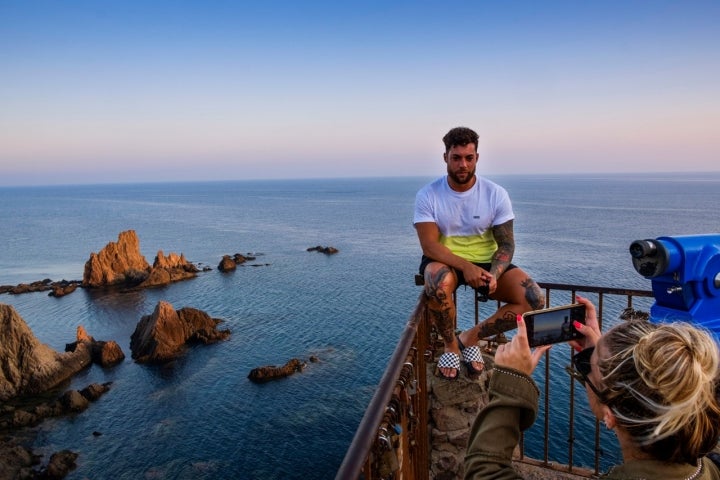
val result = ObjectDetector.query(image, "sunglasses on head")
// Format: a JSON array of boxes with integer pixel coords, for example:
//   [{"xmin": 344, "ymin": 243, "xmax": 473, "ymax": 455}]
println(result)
[{"xmin": 566, "ymin": 347, "xmax": 608, "ymax": 403}]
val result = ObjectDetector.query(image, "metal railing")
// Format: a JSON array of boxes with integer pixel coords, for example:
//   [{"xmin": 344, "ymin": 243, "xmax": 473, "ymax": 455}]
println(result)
[
  {"xmin": 336, "ymin": 282, "xmax": 653, "ymax": 479},
  {"xmin": 335, "ymin": 293, "xmax": 429, "ymax": 479}
]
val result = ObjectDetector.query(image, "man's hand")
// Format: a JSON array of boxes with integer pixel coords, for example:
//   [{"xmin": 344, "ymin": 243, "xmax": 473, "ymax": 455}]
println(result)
[
  {"xmin": 495, "ymin": 315, "xmax": 551, "ymax": 376},
  {"xmin": 461, "ymin": 264, "xmax": 495, "ymax": 291}
]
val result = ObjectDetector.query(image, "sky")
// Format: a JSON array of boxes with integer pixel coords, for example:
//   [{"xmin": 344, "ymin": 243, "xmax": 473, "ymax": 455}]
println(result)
[{"xmin": 1, "ymin": 1, "xmax": 719, "ymax": 186}]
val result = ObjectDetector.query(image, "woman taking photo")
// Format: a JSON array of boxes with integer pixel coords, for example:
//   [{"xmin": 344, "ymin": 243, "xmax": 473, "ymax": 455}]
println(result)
[{"xmin": 464, "ymin": 295, "xmax": 720, "ymax": 479}]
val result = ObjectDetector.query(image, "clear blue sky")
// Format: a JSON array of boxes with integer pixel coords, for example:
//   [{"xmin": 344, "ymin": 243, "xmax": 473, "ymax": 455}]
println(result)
[{"xmin": 1, "ymin": 1, "xmax": 718, "ymax": 186}]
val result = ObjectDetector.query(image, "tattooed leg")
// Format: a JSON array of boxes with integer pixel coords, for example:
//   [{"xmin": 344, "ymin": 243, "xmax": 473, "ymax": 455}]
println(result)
[
  {"xmin": 522, "ymin": 277, "xmax": 546, "ymax": 310},
  {"xmin": 459, "ymin": 267, "xmax": 546, "ymax": 342},
  {"xmin": 424, "ymin": 263, "xmax": 467, "ymax": 378}
]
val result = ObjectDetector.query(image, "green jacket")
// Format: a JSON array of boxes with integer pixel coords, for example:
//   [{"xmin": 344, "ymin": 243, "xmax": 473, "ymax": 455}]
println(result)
[{"xmin": 464, "ymin": 367, "xmax": 720, "ymax": 480}]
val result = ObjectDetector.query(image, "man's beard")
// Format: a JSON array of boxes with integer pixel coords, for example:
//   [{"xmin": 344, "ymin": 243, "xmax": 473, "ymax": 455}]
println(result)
[{"xmin": 448, "ymin": 168, "xmax": 475, "ymax": 185}]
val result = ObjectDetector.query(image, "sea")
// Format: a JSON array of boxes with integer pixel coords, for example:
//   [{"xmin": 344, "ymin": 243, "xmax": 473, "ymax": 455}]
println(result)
[{"xmin": 1, "ymin": 173, "xmax": 719, "ymax": 479}]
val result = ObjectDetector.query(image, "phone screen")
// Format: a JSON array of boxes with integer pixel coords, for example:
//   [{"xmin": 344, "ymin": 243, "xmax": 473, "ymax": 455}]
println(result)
[{"xmin": 523, "ymin": 304, "xmax": 587, "ymax": 347}]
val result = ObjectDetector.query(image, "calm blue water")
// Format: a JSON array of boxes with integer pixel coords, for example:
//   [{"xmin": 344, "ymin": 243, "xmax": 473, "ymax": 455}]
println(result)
[{"xmin": 1, "ymin": 174, "xmax": 719, "ymax": 478}]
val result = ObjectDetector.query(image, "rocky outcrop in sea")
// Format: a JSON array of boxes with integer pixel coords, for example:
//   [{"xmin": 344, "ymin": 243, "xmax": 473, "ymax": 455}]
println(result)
[
  {"xmin": 218, "ymin": 253, "xmax": 249, "ymax": 272},
  {"xmin": 66, "ymin": 326, "xmax": 125, "ymax": 368},
  {"xmin": 82, "ymin": 230, "xmax": 150, "ymax": 288},
  {"xmin": 130, "ymin": 301, "xmax": 231, "ymax": 364},
  {"xmin": 82, "ymin": 230, "xmax": 198, "ymax": 289},
  {"xmin": 0, "ymin": 279, "xmax": 81, "ymax": 297},
  {"xmin": 247, "ymin": 358, "xmax": 306, "ymax": 383},
  {"xmin": 139, "ymin": 250, "xmax": 199, "ymax": 288},
  {"xmin": 0, "ymin": 304, "xmax": 92, "ymax": 402},
  {"xmin": 307, "ymin": 245, "xmax": 339, "ymax": 254}
]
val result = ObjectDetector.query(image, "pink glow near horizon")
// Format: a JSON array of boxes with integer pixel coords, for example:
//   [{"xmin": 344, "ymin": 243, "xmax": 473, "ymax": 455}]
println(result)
[{"xmin": 1, "ymin": 1, "xmax": 718, "ymax": 186}]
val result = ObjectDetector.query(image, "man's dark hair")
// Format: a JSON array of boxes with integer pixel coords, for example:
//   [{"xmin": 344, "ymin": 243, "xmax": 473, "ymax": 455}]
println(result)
[{"xmin": 442, "ymin": 127, "xmax": 479, "ymax": 152}]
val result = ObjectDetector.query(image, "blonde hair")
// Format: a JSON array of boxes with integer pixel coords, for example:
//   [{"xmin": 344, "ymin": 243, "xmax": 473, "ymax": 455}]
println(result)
[{"xmin": 598, "ymin": 319, "xmax": 720, "ymax": 463}]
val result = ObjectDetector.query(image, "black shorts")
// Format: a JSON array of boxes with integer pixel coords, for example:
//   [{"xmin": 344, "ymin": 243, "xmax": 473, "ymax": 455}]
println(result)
[{"xmin": 418, "ymin": 255, "xmax": 517, "ymax": 287}]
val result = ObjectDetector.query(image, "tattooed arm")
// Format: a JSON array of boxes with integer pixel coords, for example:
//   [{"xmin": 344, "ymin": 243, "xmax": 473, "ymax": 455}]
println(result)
[{"xmin": 490, "ymin": 220, "xmax": 515, "ymax": 281}]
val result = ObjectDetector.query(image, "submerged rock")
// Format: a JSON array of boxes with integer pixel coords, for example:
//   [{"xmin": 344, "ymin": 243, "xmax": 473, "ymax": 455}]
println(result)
[
  {"xmin": 0, "ymin": 441, "xmax": 37, "ymax": 480},
  {"xmin": 0, "ymin": 382, "xmax": 112, "ymax": 430},
  {"xmin": 248, "ymin": 358, "xmax": 305, "ymax": 383},
  {"xmin": 306, "ymin": 245, "xmax": 339, "ymax": 255},
  {"xmin": 0, "ymin": 279, "xmax": 81, "ymax": 297},
  {"xmin": 43, "ymin": 450, "xmax": 79, "ymax": 479}
]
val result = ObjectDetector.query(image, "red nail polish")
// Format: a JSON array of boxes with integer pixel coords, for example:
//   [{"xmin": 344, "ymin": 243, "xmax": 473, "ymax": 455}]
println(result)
[
  {"xmin": 574, "ymin": 345, "xmax": 582, "ymax": 352},
  {"xmin": 573, "ymin": 321, "xmax": 583, "ymax": 329},
  {"xmin": 516, "ymin": 314, "xmax": 522, "ymax": 322}
]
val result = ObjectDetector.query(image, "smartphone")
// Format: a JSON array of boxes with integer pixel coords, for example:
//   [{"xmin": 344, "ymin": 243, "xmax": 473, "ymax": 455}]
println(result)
[{"xmin": 522, "ymin": 303, "xmax": 586, "ymax": 347}]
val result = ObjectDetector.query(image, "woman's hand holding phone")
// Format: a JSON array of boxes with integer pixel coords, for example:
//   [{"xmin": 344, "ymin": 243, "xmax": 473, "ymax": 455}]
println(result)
[
  {"xmin": 568, "ymin": 295, "xmax": 602, "ymax": 352},
  {"xmin": 495, "ymin": 315, "xmax": 552, "ymax": 376}
]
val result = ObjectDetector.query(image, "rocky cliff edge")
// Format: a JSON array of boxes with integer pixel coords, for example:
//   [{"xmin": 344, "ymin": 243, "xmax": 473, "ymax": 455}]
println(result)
[{"xmin": 0, "ymin": 304, "xmax": 91, "ymax": 402}]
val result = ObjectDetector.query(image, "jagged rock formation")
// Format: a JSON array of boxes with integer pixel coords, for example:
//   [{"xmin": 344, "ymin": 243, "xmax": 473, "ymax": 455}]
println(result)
[
  {"xmin": 130, "ymin": 301, "xmax": 230, "ymax": 364},
  {"xmin": 307, "ymin": 245, "xmax": 339, "ymax": 255},
  {"xmin": 0, "ymin": 304, "xmax": 92, "ymax": 402},
  {"xmin": 82, "ymin": 230, "xmax": 151, "ymax": 287},
  {"xmin": 65, "ymin": 326, "xmax": 125, "ymax": 368},
  {"xmin": 247, "ymin": 358, "xmax": 305, "ymax": 383},
  {"xmin": 139, "ymin": 251, "xmax": 199, "ymax": 288},
  {"xmin": 82, "ymin": 230, "xmax": 198, "ymax": 289}
]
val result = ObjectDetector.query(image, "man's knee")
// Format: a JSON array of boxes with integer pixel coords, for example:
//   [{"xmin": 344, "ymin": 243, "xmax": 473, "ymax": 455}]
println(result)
[
  {"xmin": 523, "ymin": 278, "xmax": 545, "ymax": 310},
  {"xmin": 497, "ymin": 268, "xmax": 544, "ymax": 310},
  {"xmin": 424, "ymin": 264, "xmax": 457, "ymax": 290},
  {"xmin": 422, "ymin": 264, "xmax": 456, "ymax": 305}
]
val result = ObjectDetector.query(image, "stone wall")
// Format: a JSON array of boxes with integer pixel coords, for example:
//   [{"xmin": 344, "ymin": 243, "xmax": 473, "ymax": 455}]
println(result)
[
  {"xmin": 427, "ymin": 346, "xmax": 591, "ymax": 480},
  {"xmin": 427, "ymin": 345, "xmax": 491, "ymax": 480}
]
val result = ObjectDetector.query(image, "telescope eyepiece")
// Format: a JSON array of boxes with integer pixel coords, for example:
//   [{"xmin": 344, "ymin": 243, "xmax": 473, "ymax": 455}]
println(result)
[{"xmin": 630, "ymin": 239, "xmax": 658, "ymax": 259}]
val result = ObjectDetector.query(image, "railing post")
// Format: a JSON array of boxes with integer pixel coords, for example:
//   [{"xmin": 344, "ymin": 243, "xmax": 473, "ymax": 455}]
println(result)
[{"xmin": 414, "ymin": 299, "xmax": 430, "ymax": 480}]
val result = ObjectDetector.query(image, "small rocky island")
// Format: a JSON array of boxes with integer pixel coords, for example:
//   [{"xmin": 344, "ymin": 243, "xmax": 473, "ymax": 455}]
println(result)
[{"xmin": 130, "ymin": 301, "xmax": 231, "ymax": 364}]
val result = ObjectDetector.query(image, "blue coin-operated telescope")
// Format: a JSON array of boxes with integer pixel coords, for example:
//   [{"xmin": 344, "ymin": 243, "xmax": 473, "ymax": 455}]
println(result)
[{"xmin": 629, "ymin": 234, "xmax": 720, "ymax": 336}]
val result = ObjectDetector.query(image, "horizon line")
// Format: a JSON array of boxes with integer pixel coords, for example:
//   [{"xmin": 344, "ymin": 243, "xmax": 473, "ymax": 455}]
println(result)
[{"xmin": 2, "ymin": 170, "xmax": 720, "ymax": 189}]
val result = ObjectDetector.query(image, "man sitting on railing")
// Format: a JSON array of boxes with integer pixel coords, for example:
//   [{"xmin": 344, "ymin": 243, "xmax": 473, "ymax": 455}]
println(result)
[{"xmin": 414, "ymin": 126, "xmax": 545, "ymax": 379}]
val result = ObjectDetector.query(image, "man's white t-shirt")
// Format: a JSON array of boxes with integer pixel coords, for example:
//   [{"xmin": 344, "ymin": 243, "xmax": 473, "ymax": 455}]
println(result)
[{"xmin": 413, "ymin": 175, "xmax": 514, "ymax": 263}]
